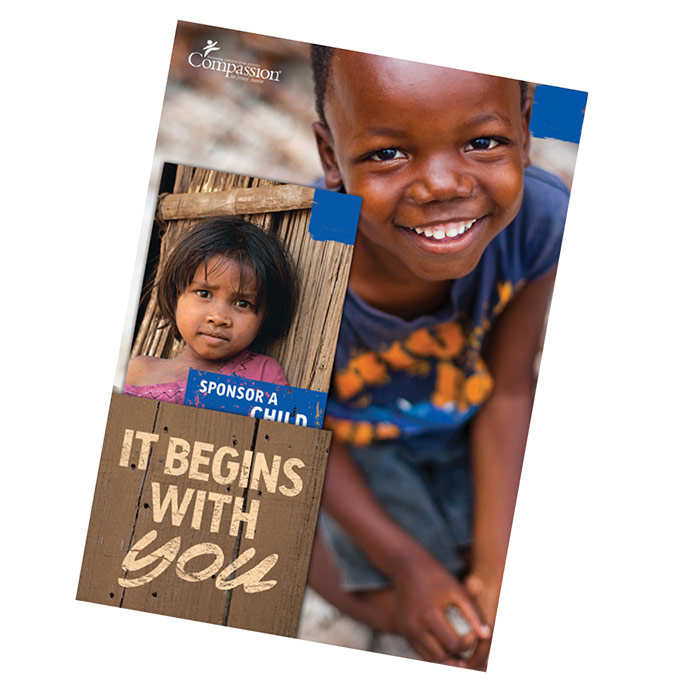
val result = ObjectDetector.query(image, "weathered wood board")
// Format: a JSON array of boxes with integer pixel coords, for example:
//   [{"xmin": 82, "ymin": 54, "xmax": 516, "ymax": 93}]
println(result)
[{"xmin": 77, "ymin": 393, "xmax": 330, "ymax": 637}]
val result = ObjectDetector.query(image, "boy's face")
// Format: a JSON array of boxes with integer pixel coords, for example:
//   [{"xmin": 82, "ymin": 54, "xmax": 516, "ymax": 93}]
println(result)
[{"xmin": 315, "ymin": 52, "xmax": 531, "ymax": 282}]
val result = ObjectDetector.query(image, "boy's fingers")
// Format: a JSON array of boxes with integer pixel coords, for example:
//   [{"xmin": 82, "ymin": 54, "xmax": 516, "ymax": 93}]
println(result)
[
  {"xmin": 410, "ymin": 631, "xmax": 450, "ymax": 664},
  {"xmin": 443, "ymin": 657, "xmax": 468, "ymax": 669},
  {"xmin": 460, "ymin": 630, "xmax": 478, "ymax": 652},
  {"xmin": 464, "ymin": 637, "xmax": 491, "ymax": 671},
  {"xmin": 452, "ymin": 597, "xmax": 491, "ymax": 641},
  {"xmin": 426, "ymin": 611, "xmax": 472, "ymax": 656}
]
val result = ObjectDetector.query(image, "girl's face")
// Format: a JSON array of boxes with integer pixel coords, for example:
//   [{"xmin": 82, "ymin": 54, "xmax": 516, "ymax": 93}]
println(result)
[{"xmin": 175, "ymin": 255, "xmax": 264, "ymax": 366}]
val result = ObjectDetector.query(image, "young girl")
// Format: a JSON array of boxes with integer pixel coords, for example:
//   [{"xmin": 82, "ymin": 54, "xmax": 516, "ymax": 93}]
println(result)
[{"xmin": 124, "ymin": 216, "xmax": 296, "ymax": 404}]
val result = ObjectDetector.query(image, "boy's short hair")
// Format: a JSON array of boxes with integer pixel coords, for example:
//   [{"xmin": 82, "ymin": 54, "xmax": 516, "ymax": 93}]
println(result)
[
  {"xmin": 157, "ymin": 216, "xmax": 296, "ymax": 351},
  {"xmin": 310, "ymin": 45, "xmax": 528, "ymax": 126}
]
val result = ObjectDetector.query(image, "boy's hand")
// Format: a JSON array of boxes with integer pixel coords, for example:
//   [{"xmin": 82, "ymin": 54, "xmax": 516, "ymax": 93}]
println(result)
[
  {"xmin": 317, "ymin": 438, "xmax": 492, "ymax": 666},
  {"xmin": 461, "ymin": 572, "xmax": 501, "ymax": 670},
  {"xmin": 391, "ymin": 547, "xmax": 491, "ymax": 664}
]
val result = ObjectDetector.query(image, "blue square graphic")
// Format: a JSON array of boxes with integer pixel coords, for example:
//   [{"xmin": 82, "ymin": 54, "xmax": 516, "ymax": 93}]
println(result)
[
  {"xmin": 530, "ymin": 84, "xmax": 587, "ymax": 144},
  {"xmin": 308, "ymin": 188, "xmax": 361, "ymax": 244}
]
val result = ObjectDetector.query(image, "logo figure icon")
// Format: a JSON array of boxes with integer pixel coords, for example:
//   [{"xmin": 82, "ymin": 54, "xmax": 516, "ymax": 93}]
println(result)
[{"xmin": 203, "ymin": 40, "xmax": 220, "ymax": 58}]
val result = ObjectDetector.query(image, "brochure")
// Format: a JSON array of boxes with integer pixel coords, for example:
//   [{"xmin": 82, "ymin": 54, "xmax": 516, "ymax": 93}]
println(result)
[{"xmin": 78, "ymin": 19, "xmax": 587, "ymax": 667}]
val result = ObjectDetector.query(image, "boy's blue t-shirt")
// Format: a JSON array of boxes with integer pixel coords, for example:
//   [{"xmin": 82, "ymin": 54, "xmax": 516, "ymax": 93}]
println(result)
[{"xmin": 325, "ymin": 166, "xmax": 569, "ymax": 447}]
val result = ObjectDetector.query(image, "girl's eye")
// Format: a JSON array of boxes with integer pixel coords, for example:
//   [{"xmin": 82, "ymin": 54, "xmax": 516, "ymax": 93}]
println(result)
[
  {"xmin": 195, "ymin": 289, "xmax": 211, "ymax": 299},
  {"xmin": 368, "ymin": 148, "xmax": 407, "ymax": 162},
  {"xmin": 235, "ymin": 299, "xmax": 253, "ymax": 310},
  {"xmin": 464, "ymin": 137, "xmax": 502, "ymax": 152}
]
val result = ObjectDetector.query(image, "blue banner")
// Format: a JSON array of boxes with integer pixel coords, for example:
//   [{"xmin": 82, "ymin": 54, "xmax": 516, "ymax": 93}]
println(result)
[{"xmin": 183, "ymin": 369, "xmax": 328, "ymax": 429}]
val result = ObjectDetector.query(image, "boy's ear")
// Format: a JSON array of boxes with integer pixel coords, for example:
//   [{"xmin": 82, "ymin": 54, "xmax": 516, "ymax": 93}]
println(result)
[
  {"xmin": 313, "ymin": 122, "xmax": 344, "ymax": 190},
  {"xmin": 521, "ymin": 95, "xmax": 533, "ymax": 168}
]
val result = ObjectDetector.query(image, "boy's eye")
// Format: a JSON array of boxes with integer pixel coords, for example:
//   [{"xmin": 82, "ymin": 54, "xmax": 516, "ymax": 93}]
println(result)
[
  {"xmin": 464, "ymin": 137, "xmax": 502, "ymax": 152},
  {"xmin": 368, "ymin": 148, "xmax": 407, "ymax": 162}
]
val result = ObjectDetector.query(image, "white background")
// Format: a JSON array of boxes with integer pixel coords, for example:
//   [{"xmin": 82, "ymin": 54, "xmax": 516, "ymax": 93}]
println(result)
[{"xmin": 2, "ymin": 1, "xmax": 694, "ymax": 693}]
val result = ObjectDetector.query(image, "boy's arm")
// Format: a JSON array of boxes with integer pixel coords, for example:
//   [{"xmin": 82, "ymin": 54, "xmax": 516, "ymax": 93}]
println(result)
[
  {"xmin": 320, "ymin": 439, "xmax": 491, "ymax": 662},
  {"xmin": 466, "ymin": 268, "xmax": 557, "ymax": 669}
]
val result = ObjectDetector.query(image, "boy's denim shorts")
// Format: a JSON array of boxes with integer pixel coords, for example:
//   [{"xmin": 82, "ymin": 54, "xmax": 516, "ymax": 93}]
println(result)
[{"xmin": 319, "ymin": 430, "xmax": 473, "ymax": 591}]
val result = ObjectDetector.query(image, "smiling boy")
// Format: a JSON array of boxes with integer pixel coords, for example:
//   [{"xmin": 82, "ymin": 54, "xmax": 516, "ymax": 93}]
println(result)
[{"xmin": 306, "ymin": 48, "xmax": 568, "ymax": 669}]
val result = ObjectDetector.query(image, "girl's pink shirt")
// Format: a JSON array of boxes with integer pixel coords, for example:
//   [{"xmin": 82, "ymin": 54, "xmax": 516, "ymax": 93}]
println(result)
[{"xmin": 123, "ymin": 350, "xmax": 288, "ymax": 405}]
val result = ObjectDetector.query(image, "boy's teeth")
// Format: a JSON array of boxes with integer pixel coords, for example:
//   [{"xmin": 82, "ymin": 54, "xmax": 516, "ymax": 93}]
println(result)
[{"xmin": 411, "ymin": 219, "xmax": 478, "ymax": 239}]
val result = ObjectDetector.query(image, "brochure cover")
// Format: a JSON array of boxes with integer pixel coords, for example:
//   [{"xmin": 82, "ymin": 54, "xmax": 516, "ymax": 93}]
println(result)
[
  {"xmin": 79, "ymin": 19, "xmax": 586, "ymax": 669},
  {"xmin": 76, "ymin": 163, "xmax": 359, "ymax": 636}
]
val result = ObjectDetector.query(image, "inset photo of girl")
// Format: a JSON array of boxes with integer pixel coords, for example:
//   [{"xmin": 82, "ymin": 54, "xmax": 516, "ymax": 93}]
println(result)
[{"xmin": 121, "ymin": 162, "xmax": 359, "ymax": 426}]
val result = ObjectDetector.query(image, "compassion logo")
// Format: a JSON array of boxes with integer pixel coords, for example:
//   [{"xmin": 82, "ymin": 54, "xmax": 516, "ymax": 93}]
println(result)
[{"xmin": 188, "ymin": 40, "xmax": 282, "ymax": 83}]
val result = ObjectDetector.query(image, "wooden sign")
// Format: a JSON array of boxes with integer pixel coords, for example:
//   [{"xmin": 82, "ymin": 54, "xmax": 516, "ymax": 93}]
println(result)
[{"xmin": 77, "ymin": 393, "xmax": 330, "ymax": 637}]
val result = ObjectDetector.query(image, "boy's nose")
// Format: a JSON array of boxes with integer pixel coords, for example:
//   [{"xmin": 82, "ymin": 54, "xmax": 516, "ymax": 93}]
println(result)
[{"xmin": 408, "ymin": 155, "xmax": 475, "ymax": 204}]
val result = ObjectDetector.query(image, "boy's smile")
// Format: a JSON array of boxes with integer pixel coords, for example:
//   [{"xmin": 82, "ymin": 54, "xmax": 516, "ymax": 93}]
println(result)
[
  {"xmin": 175, "ymin": 256, "xmax": 263, "ymax": 368},
  {"xmin": 315, "ymin": 51, "xmax": 530, "ymax": 295}
]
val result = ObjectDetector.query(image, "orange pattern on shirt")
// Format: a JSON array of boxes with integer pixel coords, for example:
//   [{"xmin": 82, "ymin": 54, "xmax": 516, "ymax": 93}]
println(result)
[{"xmin": 328, "ymin": 281, "xmax": 518, "ymax": 444}]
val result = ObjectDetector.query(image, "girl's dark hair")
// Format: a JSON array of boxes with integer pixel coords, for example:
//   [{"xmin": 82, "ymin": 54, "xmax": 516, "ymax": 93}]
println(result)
[
  {"xmin": 310, "ymin": 45, "xmax": 529, "ymax": 126},
  {"xmin": 157, "ymin": 216, "xmax": 296, "ymax": 352}
]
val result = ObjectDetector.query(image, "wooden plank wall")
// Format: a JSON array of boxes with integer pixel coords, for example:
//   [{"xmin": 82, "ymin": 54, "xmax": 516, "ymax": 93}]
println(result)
[{"xmin": 131, "ymin": 165, "xmax": 353, "ymax": 393}]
